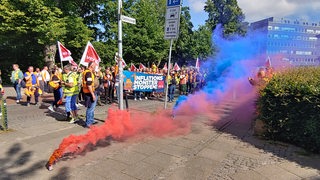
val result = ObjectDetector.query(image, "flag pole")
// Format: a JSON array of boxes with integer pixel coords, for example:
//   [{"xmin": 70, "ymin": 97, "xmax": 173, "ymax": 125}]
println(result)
[
  {"xmin": 164, "ymin": 39, "xmax": 173, "ymax": 109},
  {"xmin": 57, "ymin": 41, "xmax": 64, "ymax": 69}
]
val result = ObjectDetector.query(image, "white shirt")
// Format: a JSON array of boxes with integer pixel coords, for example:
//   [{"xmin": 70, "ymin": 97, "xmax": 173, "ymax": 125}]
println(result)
[{"xmin": 41, "ymin": 70, "xmax": 50, "ymax": 81}]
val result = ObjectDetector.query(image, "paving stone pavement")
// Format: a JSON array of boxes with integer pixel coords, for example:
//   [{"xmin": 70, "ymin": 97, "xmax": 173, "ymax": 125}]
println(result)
[{"xmin": 0, "ymin": 86, "xmax": 319, "ymax": 180}]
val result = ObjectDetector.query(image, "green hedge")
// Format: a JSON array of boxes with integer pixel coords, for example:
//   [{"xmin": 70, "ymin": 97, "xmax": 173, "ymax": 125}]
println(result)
[{"xmin": 257, "ymin": 67, "xmax": 320, "ymax": 153}]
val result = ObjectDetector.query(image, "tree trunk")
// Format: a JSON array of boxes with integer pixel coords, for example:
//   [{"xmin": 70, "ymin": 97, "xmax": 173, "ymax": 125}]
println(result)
[{"xmin": 44, "ymin": 44, "xmax": 57, "ymax": 70}]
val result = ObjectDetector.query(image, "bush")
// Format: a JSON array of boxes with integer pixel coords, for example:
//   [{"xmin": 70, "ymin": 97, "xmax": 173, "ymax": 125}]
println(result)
[{"xmin": 257, "ymin": 67, "xmax": 320, "ymax": 153}]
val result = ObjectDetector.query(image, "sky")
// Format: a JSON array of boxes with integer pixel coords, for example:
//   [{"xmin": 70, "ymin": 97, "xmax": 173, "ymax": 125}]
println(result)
[{"xmin": 183, "ymin": 0, "xmax": 320, "ymax": 29}]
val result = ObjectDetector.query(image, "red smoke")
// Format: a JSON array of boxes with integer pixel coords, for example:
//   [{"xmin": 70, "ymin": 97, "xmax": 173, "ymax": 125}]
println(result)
[
  {"xmin": 47, "ymin": 108, "xmax": 191, "ymax": 168},
  {"xmin": 47, "ymin": 76, "xmax": 259, "ymax": 170}
]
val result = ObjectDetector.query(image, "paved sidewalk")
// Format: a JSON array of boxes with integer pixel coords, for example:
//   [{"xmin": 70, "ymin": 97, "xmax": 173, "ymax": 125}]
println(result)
[{"xmin": 0, "ymin": 87, "xmax": 319, "ymax": 180}]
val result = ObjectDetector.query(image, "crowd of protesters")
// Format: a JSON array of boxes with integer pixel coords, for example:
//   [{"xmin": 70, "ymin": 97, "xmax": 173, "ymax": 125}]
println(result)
[
  {"xmin": 127, "ymin": 63, "xmax": 207, "ymax": 102},
  {"xmin": 4, "ymin": 61, "xmax": 207, "ymax": 127}
]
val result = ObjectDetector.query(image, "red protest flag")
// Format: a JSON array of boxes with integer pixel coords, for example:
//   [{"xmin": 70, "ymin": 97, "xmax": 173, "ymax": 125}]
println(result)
[
  {"xmin": 163, "ymin": 63, "xmax": 174, "ymax": 71},
  {"xmin": 163, "ymin": 63, "xmax": 168, "ymax": 71},
  {"xmin": 195, "ymin": 57, "xmax": 200, "ymax": 71},
  {"xmin": 69, "ymin": 59, "xmax": 78, "ymax": 67},
  {"xmin": 139, "ymin": 63, "xmax": 146, "ymax": 70},
  {"xmin": 114, "ymin": 53, "xmax": 127, "ymax": 67},
  {"xmin": 80, "ymin": 41, "xmax": 101, "ymax": 67},
  {"xmin": 130, "ymin": 63, "xmax": 137, "ymax": 71},
  {"xmin": 265, "ymin": 56, "xmax": 272, "ymax": 68},
  {"xmin": 173, "ymin": 62, "xmax": 180, "ymax": 71},
  {"xmin": 121, "ymin": 59, "xmax": 127, "ymax": 67},
  {"xmin": 57, "ymin": 41, "xmax": 73, "ymax": 62}
]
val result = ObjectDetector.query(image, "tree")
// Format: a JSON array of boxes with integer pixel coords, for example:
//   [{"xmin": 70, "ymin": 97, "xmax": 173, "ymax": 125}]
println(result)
[
  {"xmin": 0, "ymin": 0, "xmax": 66, "ymax": 70},
  {"xmin": 204, "ymin": 0, "xmax": 246, "ymax": 36},
  {"xmin": 172, "ymin": 7, "xmax": 195, "ymax": 65},
  {"xmin": 192, "ymin": 25, "xmax": 214, "ymax": 60},
  {"xmin": 62, "ymin": 16, "xmax": 94, "ymax": 62},
  {"xmin": 122, "ymin": 0, "xmax": 169, "ymax": 66},
  {"xmin": 0, "ymin": 0, "xmax": 94, "ymax": 72},
  {"xmin": 172, "ymin": 7, "xmax": 213, "ymax": 66}
]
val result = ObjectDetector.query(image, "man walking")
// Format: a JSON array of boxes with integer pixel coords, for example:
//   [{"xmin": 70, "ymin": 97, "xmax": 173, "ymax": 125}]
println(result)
[
  {"xmin": 11, "ymin": 64, "xmax": 24, "ymax": 103},
  {"xmin": 24, "ymin": 66, "xmax": 40, "ymax": 106},
  {"xmin": 41, "ymin": 66, "xmax": 50, "ymax": 93},
  {"xmin": 82, "ymin": 62, "xmax": 97, "ymax": 128},
  {"xmin": 61, "ymin": 64, "xmax": 78, "ymax": 123}
]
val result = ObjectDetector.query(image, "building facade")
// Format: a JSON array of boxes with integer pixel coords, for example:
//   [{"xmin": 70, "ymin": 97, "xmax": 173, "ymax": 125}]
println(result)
[{"xmin": 250, "ymin": 17, "xmax": 320, "ymax": 66}]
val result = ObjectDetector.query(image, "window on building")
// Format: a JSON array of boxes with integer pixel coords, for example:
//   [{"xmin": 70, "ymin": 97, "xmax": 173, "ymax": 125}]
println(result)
[
  {"xmin": 274, "ymin": 26, "xmax": 279, "ymax": 30},
  {"xmin": 296, "ymin": 51, "xmax": 312, "ymax": 55},
  {"xmin": 306, "ymin": 29, "xmax": 314, "ymax": 33},
  {"xmin": 281, "ymin": 27, "xmax": 295, "ymax": 31},
  {"xmin": 309, "ymin": 37, "xmax": 317, "ymax": 41},
  {"xmin": 268, "ymin": 26, "xmax": 272, "ymax": 30}
]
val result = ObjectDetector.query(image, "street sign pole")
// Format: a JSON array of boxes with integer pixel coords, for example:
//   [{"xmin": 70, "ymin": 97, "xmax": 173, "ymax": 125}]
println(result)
[
  {"xmin": 164, "ymin": 39, "xmax": 173, "ymax": 109},
  {"xmin": 164, "ymin": 0, "xmax": 181, "ymax": 109},
  {"xmin": 118, "ymin": 0, "xmax": 124, "ymax": 110}
]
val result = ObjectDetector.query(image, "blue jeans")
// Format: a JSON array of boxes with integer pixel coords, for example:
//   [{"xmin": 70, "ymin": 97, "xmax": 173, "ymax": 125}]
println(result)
[
  {"xmin": 59, "ymin": 88, "xmax": 63, "ymax": 99},
  {"xmin": 85, "ymin": 93, "xmax": 97, "ymax": 126},
  {"xmin": 53, "ymin": 88, "xmax": 61, "ymax": 107},
  {"xmin": 71, "ymin": 94, "xmax": 78, "ymax": 111},
  {"xmin": 116, "ymin": 86, "xmax": 120, "ymax": 103},
  {"xmin": 14, "ymin": 82, "xmax": 21, "ymax": 100},
  {"xmin": 168, "ymin": 84, "xmax": 175, "ymax": 101},
  {"xmin": 133, "ymin": 91, "xmax": 141, "ymax": 99}
]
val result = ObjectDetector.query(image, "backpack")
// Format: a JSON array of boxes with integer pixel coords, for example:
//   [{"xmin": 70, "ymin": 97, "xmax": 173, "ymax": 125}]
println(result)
[
  {"xmin": 171, "ymin": 77, "xmax": 177, "ymax": 85},
  {"xmin": 20, "ymin": 79, "xmax": 26, "ymax": 88},
  {"xmin": 49, "ymin": 75, "xmax": 60, "ymax": 90}
]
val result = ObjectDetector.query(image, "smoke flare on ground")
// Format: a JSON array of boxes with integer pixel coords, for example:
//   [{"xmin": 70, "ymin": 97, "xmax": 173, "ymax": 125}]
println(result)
[{"xmin": 47, "ymin": 108, "xmax": 191, "ymax": 167}]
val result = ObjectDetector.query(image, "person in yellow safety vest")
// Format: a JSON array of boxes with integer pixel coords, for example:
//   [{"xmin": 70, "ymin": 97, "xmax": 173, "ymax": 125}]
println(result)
[
  {"xmin": 167, "ymin": 71, "xmax": 177, "ymax": 103},
  {"xmin": 82, "ymin": 61, "xmax": 97, "ymax": 128},
  {"xmin": 10, "ymin": 64, "xmax": 24, "ymax": 103},
  {"xmin": 24, "ymin": 66, "xmax": 40, "ymax": 107},
  {"xmin": 61, "ymin": 64, "xmax": 79, "ymax": 123},
  {"xmin": 248, "ymin": 67, "xmax": 273, "ymax": 90},
  {"xmin": 151, "ymin": 63, "xmax": 157, "ymax": 73},
  {"xmin": 48, "ymin": 69, "xmax": 62, "ymax": 112}
]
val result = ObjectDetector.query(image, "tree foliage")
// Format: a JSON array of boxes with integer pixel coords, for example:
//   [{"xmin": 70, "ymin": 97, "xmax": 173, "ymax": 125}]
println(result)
[
  {"xmin": 0, "ymin": 0, "xmax": 214, "ymax": 83},
  {"xmin": 0, "ymin": 0, "xmax": 93, "ymax": 65},
  {"xmin": 122, "ymin": 0, "xmax": 168, "ymax": 66},
  {"xmin": 204, "ymin": 0, "xmax": 246, "ymax": 36},
  {"xmin": 0, "ymin": 0, "xmax": 66, "ymax": 76}
]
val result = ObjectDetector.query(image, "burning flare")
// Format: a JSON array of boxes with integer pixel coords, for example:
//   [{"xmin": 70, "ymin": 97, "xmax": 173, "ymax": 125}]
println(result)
[{"xmin": 46, "ymin": 108, "xmax": 190, "ymax": 170}]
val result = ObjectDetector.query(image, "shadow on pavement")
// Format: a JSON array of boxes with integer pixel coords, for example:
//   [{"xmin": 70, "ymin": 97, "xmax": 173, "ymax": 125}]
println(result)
[
  {"xmin": 50, "ymin": 167, "xmax": 71, "ymax": 180},
  {"xmin": 212, "ymin": 97, "xmax": 320, "ymax": 172},
  {"xmin": 0, "ymin": 143, "xmax": 48, "ymax": 179}
]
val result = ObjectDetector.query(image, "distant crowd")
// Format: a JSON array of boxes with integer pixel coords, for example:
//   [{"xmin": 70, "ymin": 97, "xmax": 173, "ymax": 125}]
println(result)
[{"xmin": 5, "ymin": 62, "xmax": 208, "ymax": 127}]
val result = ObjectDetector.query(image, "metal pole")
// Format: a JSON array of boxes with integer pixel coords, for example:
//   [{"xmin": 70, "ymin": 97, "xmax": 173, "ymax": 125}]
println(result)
[
  {"xmin": 118, "ymin": 0, "xmax": 124, "ymax": 110},
  {"xmin": 164, "ymin": 39, "xmax": 173, "ymax": 109}
]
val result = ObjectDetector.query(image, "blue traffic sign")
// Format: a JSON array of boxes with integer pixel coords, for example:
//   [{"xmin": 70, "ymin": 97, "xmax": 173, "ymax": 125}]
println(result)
[{"xmin": 167, "ymin": 0, "xmax": 181, "ymax": 7}]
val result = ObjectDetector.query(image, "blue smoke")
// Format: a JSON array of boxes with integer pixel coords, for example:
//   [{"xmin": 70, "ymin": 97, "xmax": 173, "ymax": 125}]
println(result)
[{"xmin": 177, "ymin": 24, "xmax": 267, "ymax": 108}]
